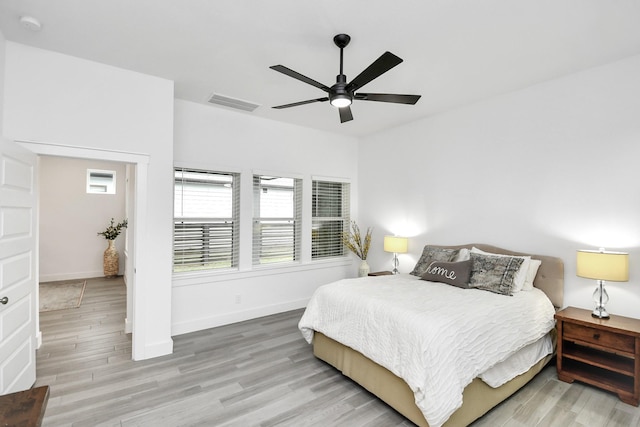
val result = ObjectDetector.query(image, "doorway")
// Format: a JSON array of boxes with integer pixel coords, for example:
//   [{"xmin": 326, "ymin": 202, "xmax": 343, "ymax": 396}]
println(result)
[
  {"xmin": 20, "ymin": 140, "xmax": 149, "ymax": 359},
  {"xmin": 38, "ymin": 156, "xmax": 131, "ymax": 345}
]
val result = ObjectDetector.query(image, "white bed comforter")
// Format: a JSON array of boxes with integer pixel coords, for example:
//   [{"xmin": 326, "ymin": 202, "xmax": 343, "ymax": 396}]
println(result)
[{"xmin": 298, "ymin": 274, "xmax": 556, "ymax": 427}]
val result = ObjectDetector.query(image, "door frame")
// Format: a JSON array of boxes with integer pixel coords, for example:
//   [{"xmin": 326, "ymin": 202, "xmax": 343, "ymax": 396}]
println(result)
[{"xmin": 18, "ymin": 139, "xmax": 149, "ymax": 360}]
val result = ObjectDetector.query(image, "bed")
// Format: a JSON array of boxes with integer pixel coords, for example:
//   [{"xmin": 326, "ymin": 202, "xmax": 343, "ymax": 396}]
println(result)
[{"xmin": 299, "ymin": 243, "xmax": 564, "ymax": 427}]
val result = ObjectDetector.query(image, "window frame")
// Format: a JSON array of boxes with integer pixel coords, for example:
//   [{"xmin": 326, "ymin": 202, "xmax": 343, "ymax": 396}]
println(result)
[
  {"xmin": 252, "ymin": 174, "xmax": 303, "ymax": 266},
  {"xmin": 86, "ymin": 169, "xmax": 116, "ymax": 194},
  {"xmin": 173, "ymin": 167, "xmax": 240, "ymax": 273},
  {"xmin": 311, "ymin": 178, "xmax": 350, "ymax": 260}
]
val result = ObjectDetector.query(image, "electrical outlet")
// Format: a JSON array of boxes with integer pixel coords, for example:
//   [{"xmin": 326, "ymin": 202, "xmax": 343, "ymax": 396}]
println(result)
[{"xmin": 235, "ymin": 295, "xmax": 241, "ymax": 304}]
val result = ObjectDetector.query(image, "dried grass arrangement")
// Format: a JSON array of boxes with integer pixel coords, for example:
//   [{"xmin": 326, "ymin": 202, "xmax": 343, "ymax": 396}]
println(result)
[
  {"xmin": 98, "ymin": 218, "xmax": 128, "ymax": 240},
  {"xmin": 342, "ymin": 221, "xmax": 372, "ymax": 260}
]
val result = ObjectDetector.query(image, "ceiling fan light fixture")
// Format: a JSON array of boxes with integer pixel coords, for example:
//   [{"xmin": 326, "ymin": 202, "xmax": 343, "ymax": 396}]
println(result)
[
  {"xmin": 330, "ymin": 94, "xmax": 352, "ymax": 108},
  {"xmin": 330, "ymin": 75, "xmax": 352, "ymax": 108}
]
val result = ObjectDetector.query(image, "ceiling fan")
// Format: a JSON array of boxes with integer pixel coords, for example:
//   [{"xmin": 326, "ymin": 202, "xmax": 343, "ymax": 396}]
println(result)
[{"xmin": 270, "ymin": 34, "xmax": 421, "ymax": 123}]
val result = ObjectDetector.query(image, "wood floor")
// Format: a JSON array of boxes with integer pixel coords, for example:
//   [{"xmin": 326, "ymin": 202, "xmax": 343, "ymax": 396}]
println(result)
[{"xmin": 36, "ymin": 277, "xmax": 640, "ymax": 427}]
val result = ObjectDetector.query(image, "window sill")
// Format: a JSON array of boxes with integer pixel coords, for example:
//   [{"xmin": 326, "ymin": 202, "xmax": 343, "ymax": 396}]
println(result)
[{"xmin": 172, "ymin": 257, "xmax": 352, "ymax": 288}]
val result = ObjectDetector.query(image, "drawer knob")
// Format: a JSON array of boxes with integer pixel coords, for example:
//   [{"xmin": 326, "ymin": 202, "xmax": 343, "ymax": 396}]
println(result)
[{"xmin": 593, "ymin": 333, "xmax": 600, "ymax": 339}]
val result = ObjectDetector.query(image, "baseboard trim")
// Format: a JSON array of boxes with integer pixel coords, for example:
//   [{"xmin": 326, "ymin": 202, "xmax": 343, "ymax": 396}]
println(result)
[
  {"xmin": 39, "ymin": 271, "xmax": 103, "ymax": 282},
  {"xmin": 171, "ymin": 299, "xmax": 308, "ymax": 336},
  {"xmin": 134, "ymin": 339, "xmax": 173, "ymax": 361}
]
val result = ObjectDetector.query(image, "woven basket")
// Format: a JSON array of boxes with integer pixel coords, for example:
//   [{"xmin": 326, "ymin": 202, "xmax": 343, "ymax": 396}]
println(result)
[{"xmin": 103, "ymin": 240, "xmax": 119, "ymax": 277}]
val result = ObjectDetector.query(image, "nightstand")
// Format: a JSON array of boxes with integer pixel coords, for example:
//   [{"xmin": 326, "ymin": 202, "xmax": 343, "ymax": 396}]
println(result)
[
  {"xmin": 555, "ymin": 306, "xmax": 640, "ymax": 406},
  {"xmin": 0, "ymin": 385, "xmax": 49, "ymax": 426},
  {"xmin": 368, "ymin": 271, "xmax": 393, "ymax": 276}
]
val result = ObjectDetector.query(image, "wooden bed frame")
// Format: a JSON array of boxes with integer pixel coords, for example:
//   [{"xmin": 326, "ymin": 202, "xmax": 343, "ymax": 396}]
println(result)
[{"xmin": 312, "ymin": 243, "xmax": 564, "ymax": 427}]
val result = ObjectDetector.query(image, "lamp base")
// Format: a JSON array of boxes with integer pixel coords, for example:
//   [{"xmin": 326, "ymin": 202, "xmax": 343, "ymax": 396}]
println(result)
[
  {"xmin": 391, "ymin": 253, "xmax": 400, "ymax": 275},
  {"xmin": 592, "ymin": 307, "xmax": 610, "ymax": 319},
  {"xmin": 591, "ymin": 280, "xmax": 610, "ymax": 319}
]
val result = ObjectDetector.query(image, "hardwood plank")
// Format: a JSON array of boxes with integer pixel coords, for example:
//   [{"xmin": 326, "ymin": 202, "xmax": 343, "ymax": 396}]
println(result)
[
  {"xmin": 574, "ymin": 391, "xmax": 619, "ymax": 427},
  {"xmin": 511, "ymin": 379, "xmax": 571, "ymax": 424}
]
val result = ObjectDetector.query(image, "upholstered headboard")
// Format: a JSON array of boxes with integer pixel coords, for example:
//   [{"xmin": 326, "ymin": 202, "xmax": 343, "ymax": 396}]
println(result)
[{"xmin": 431, "ymin": 243, "xmax": 564, "ymax": 308}]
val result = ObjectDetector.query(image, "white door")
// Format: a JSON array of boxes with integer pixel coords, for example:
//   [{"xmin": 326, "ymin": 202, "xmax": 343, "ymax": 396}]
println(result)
[{"xmin": 0, "ymin": 137, "xmax": 37, "ymax": 394}]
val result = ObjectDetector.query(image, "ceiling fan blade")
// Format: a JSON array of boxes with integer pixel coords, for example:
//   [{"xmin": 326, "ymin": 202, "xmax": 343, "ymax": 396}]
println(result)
[
  {"xmin": 346, "ymin": 52, "xmax": 403, "ymax": 92},
  {"xmin": 354, "ymin": 93, "xmax": 421, "ymax": 104},
  {"xmin": 272, "ymin": 97, "xmax": 329, "ymax": 109},
  {"xmin": 338, "ymin": 106, "xmax": 353, "ymax": 123},
  {"xmin": 270, "ymin": 65, "xmax": 331, "ymax": 92}
]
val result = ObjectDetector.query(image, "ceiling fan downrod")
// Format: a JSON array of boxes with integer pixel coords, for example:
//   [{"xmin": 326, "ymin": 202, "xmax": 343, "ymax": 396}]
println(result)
[{"xmin": 330, "ymin": 34, "xmax": 352, "ymax": 108}]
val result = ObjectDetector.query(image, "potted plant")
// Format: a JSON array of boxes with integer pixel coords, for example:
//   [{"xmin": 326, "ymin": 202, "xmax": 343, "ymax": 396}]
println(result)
[
  {"xmin": 342, "ymin": 221, "xmax": 372, "ymax": 277},
  {"xmin": 98, "ymin": 218, "xmax": 128, "ymax": 277}
]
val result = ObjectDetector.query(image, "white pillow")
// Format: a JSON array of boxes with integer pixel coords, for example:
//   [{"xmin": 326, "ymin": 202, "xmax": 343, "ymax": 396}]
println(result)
[
  {"xmin": 470, "ymin": 247, "xmax": 531, "ymax": 293},
  {"xmin": 453, "ymin": 248, "xmax": 471, "ymax": 262},
  {"xmin": 522, "ymin": 259, "xmax": 542, "ymax": 291}
]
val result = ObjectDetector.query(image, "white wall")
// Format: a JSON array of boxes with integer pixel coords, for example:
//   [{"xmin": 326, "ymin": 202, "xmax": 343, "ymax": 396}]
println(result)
[
  {"xmin": 360, "ymin": 55, "xmax": 640, "ymax": 319},
  {"xmin": 2, "ymin": 42, "xmax": 175, "ymax": 359},
  {"xmin": 39, "ymin": 157, "xmax": 127, "ymax": 281},
  {"xmin": 172, "ymin": 99, "xmax": 360, "ymax": 334}
]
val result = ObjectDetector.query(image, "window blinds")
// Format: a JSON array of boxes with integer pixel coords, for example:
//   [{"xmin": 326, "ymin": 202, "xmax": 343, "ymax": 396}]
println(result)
[
  {"xmin": 312, "ymin": 180, "xmax": 350, "ymax": 259},
  {"xmin": 173, "ymin": 168, "xmax": 240, "ymax": 272},
  {"xmin": 252, "ymin": 175, "xmax": 302, "ymax": 265}
]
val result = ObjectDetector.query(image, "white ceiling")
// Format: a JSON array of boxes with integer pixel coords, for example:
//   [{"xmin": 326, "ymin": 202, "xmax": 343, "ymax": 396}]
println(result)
[{"xmin": 1, "ymin": 0, "xmax": 640, "ymax": 137}]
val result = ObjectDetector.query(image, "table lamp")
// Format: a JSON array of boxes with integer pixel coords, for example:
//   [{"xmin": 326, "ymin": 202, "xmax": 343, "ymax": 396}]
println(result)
[
  {"xmin": 384, "ymin": 236, "xmax": 408, "ymax": 275},
  {"xmin": 576, "ymin": 249, "xmax": 629, "ymax": 319}
]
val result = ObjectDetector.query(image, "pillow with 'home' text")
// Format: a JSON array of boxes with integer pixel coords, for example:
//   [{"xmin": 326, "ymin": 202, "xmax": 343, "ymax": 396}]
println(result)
[
  {"xmin": 421, "ymin": 260, "xmax": 472, "ymax": 288},
  {"xmin": 410, "ymin": 246, "xmax": 459, "ymax": 276}
]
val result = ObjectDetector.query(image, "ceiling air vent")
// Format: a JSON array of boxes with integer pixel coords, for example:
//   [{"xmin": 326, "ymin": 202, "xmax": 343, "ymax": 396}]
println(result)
[{"xmin": 207, "ymin": 93, "xmax": 260, "ymax": 112}]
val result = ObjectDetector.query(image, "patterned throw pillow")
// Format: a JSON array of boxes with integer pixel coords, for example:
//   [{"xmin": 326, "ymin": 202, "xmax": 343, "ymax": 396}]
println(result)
[
  {"xmin": 469, "ymin": 253, "xmax": 525, "ymax": 296},
  {"xmin": 421, "ymin": 260, "xmax": 472, "ymax": 288},
  {"xmin": 470, "ymin": 247, "xmax": 530, "ymax": 293},
  {"xmin": 410, "ymin": 246, "xmax": 459, "ymax": 276}
]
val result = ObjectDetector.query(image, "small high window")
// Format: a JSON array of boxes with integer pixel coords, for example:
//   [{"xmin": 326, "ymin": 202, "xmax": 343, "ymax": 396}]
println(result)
[{"xmin": 87, "ymin": 169, "xmax": 116, "ymax": 194}]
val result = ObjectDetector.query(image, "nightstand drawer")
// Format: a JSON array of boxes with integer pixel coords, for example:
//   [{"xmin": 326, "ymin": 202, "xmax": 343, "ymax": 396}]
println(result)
[{"xmin": 564, "ymin": 323, "xmax": 635, "ymax": 353}]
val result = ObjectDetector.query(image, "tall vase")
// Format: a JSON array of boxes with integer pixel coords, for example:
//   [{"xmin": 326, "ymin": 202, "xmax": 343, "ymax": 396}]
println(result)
[
  {"xmin": 358, "ymin": 259, "xmax": 370, "ymax": 277},
  {"xmin": 103, "ymin": 240, "xmax": 119, "ymax": 277}
]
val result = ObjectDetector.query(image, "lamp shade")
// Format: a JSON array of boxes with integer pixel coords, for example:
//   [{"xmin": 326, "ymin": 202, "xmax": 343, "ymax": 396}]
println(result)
[
  {"xmin": 384, "ymin": 236, "xmax": 408, "ymax": 254},
  {"xmin": 576, "ymin": 250, "xmax": 629, "ymax": 282}
]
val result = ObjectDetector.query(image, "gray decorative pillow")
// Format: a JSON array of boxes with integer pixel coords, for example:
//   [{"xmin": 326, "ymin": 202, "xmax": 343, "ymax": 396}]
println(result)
[
  {"xmin": 469, "ymin": 253, "xmax": 524, "ymax": 296},
  {"xmin": 421, "ymin": 260, "xmax": 472, "ymax": 288},
  {"xmin": 410, "ymin": 246, "xmax": 459, "ymax": 276}
]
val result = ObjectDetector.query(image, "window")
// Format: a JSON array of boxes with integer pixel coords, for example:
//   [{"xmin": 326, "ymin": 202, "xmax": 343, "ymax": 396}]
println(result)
[
  {"xmin": 252, "ymin": 175, "xmax": 302, "ymax": 265},
  {"xmin": 87, "ymin": 169, "xmax": 116, "ymax": 194},
  {"xmin": 173, "ymin": 168, "xmax": 240, "ymax": 272},
  {"xmin": 312, "ymin": 180, "xmax": 350, "ymax": 259}
]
